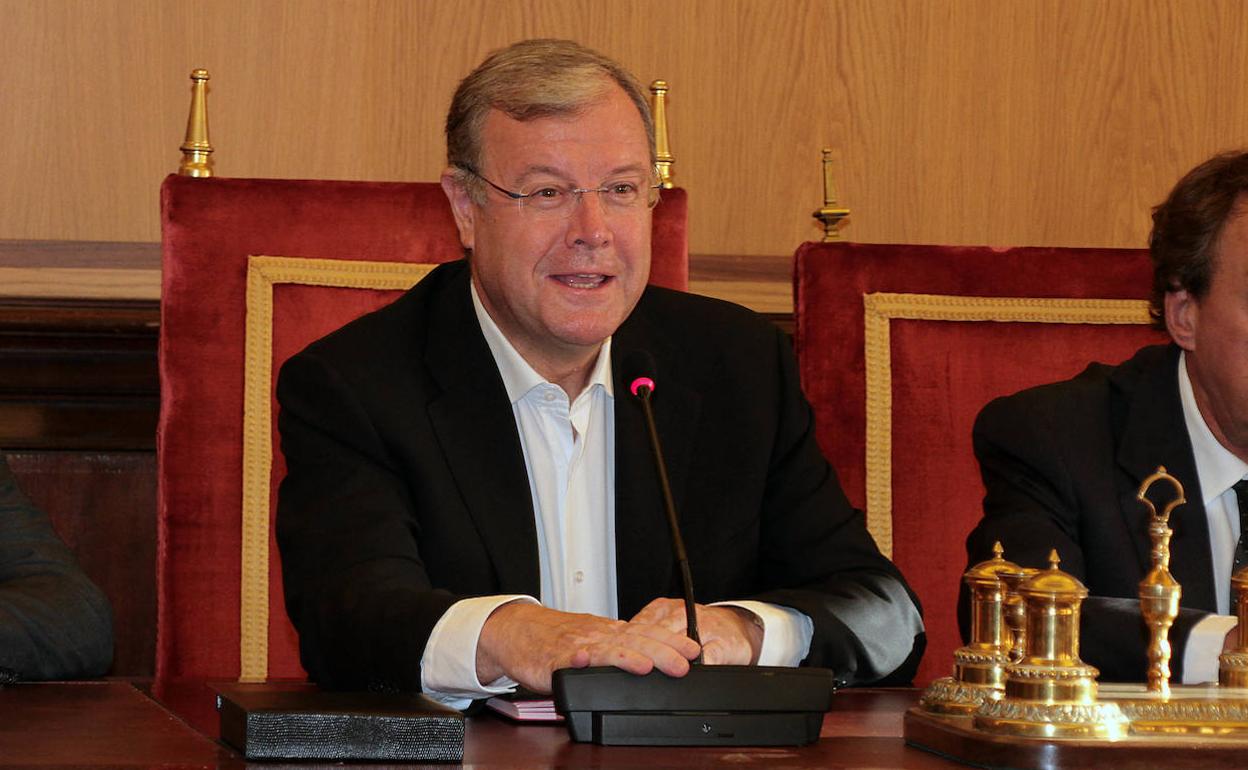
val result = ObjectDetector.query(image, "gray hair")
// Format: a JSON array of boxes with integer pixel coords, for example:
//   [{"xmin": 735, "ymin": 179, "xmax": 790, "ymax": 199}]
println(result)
[{"xmin": 445, "ymin": 39, "xmax": 655, "ymax": 202}]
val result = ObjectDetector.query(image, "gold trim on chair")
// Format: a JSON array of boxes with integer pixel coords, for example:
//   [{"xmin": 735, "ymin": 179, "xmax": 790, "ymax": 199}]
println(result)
[
  {"xmin": 240, "ymin": 256, "xmax": 437, "ymax": 682},
  {"xmin": 862, "ymin": 293, "xmax": 1152, "ymax": 558}
]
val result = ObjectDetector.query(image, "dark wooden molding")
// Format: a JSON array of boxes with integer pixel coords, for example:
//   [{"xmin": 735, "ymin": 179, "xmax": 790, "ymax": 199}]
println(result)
[{"xmin": 0, "ymin": 298, "xmax": 160, "ymax": 451}]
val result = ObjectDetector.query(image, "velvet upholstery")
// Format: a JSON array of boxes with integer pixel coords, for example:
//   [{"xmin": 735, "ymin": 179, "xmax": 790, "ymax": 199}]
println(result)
[
  {"xmin": 157, "ymin": 175, "xmax": 688, "ymax": 683},
  {"xmin": 793, "ymin": 241, "xmax": 1168, "ymax": 685}
]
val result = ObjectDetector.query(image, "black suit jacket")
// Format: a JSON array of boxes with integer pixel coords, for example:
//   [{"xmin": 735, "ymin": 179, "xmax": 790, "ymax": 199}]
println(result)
[
  {"xmin": 276, "ymin": 259, "xmax": 923, "ymax": 692},
  {"xmin": 0, "ymin": 456, "xmax": 113, "ymax": 679},
  {"xmin": 962, "ymin": 343, "xmax": 1215, "ymax": 681}
]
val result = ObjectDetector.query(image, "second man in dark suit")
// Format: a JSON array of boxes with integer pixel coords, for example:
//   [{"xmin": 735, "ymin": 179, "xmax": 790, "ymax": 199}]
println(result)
[{"xmin": 964, "ymin": 150, "xmax": 1248, "ymax": 682}]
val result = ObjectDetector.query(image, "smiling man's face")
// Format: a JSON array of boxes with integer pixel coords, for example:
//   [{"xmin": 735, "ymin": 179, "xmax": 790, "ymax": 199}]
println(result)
[{"xmin": 444, "ymin": 82, "xmax": 652, "ymax": 380}]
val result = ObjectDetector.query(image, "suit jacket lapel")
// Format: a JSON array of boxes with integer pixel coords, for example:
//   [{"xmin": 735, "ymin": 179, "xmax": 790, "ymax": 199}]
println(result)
[
  {"xmin": 611, "ymin": 301, "xmax": 702, "ymax": 618},
  {"xmin": 423, "ymin": 263, "xmax": 540, "ymax": 597},
  {"xmin": 1113, "ymin": 344, "xmax": 1215, "ymax": 611}
]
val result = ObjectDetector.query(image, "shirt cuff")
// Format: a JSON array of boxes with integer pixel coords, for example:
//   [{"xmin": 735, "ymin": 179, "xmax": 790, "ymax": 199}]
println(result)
[
  {"xmin": 1181, "ymin": 613, "xmax": 1237, "ymax": 685},
  {"xmin": 712, "ymin": 599, "xmax": 813, "ymax": 667},
  {"xmin": 419, "ymin": 594, "xmax": 539, "ymax": 709}
]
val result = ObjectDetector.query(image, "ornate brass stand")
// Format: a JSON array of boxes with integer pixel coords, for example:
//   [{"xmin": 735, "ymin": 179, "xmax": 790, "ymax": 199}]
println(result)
[
  {"xmin": 1137, "ymin": 467, "xmax": 1184, "ymax": 696},
  {"xmin": 908, "ymin": 466, "xmax": 1248, "ymax": 766}
]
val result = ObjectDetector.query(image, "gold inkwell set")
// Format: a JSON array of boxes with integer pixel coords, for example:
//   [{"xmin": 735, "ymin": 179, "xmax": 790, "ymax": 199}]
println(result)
[{"xmin": 905, "ymin": 467, "xmax": 1248, "ymax": 767}]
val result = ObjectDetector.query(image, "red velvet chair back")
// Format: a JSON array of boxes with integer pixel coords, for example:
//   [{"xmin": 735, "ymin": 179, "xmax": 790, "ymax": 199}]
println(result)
[
  {"xmin": 793, "ymin": 241, "xmax": 1168, "ymax": 685},
  {"xmin": 157, "ymin": 175, "xmax": 688, "ymax": 683}
]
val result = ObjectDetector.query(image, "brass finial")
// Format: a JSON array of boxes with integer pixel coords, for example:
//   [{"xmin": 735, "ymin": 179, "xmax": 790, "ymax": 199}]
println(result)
[
  {"xmin": 649, "ymin": 80, "xmax": 674, "ymax": 189},
  {"xmin": 1049, "ymin": 549, "xmax": 1060, "ymax": 569},
  {"xmin": 812, "ymin": 148, "xmax": 850, "ymax": 241},
  {"xmin": 178, "ymin": 68, "xmax": 213, "ymax": 177},
  {"xmin": 1137, "ymin": 466, "xmax": 1184, "ymax": 696}
]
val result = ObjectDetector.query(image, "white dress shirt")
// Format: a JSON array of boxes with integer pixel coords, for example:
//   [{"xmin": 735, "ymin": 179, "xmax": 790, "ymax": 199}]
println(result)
[
  {"xmin": 1178, "ymin": 352, "xmax": 1248, "ymax": 683},
  {"xmin": 419, "ymin": 283, "xmax": 812, "ymax": 708}
]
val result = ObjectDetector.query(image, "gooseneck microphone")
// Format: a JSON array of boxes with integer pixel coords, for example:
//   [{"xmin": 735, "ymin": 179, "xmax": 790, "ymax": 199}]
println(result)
[
  {"xmin": 551, "ymin": 349, "xmax": 835, "ymax": 746},
  {"xmin": 625, "ymin": 352, "xmax": 701, "ymax": 659}
]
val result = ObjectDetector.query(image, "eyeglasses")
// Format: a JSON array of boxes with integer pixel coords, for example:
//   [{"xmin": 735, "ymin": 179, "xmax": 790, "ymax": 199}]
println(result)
[{"xmin": 460, "ymin": 166, "xmax": 661, "ymax": 218}]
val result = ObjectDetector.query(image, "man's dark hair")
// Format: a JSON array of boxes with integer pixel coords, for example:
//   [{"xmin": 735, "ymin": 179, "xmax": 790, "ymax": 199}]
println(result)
[{"xmin": 1149, "ymin": 150, "xmax": 1248, "ymax": 329}]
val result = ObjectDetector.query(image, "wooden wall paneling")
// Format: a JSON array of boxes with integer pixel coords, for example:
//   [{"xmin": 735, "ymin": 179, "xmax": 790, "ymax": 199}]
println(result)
[
  {"xmin": 5, "ymin": 450, "xmax": 157, "ymax": 678},
  {"xmin": 5, "ymin": 1, "xmax": 1248, "ymax": 256}
]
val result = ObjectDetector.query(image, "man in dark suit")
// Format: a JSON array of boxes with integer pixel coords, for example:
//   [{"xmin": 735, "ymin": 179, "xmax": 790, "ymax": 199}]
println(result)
[
  {"xmin": 276, "ymin": 39, "xmax": 923, "ymax": 707},
  {"xmin": 0, "ymin": 456, "xmax": 113, "ymax": 680},
  {"xmin": 964, "ymin": 150, "xmax": 1248, "ymax": 682}
]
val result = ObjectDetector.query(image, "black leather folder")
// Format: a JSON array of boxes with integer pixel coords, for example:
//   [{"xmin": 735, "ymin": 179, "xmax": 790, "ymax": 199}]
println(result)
[{"xmin": 215, "ymin": 683, "xmax": 464, "ymax": 761}]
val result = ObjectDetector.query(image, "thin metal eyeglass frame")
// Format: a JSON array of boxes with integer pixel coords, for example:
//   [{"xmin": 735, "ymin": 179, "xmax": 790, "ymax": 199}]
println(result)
[{"xmin": 459, "ymin": 166, "xmax": 661, "ymax": 217}]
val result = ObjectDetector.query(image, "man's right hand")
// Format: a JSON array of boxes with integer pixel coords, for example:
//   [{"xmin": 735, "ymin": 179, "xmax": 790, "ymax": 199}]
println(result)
[{"xmin": 475, "ymin": 602, "xmax": 702, "ymax": 694}]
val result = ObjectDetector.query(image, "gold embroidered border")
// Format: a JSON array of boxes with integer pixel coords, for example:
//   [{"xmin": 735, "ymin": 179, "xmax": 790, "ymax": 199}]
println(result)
[
  {"xmin": 241, "ymin": 255, "xmax": 436, "ymax": 681},
  {"xmin": 862, "ymin": 293, "xmax": 1151, "ymax": 558}
]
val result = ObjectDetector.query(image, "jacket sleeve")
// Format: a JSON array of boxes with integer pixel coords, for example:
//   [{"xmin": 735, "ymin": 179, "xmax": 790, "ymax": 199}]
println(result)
[
  {"xmin": 0, "ymin": 459, "xmax": 113, "ymax": 680},
  {"xmin": 748, "ymin": 328, "xmax": 925, "ymax": 686}
]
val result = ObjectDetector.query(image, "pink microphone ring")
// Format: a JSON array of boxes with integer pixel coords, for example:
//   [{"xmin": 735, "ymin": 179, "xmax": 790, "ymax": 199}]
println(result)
[{"xmin": 629, "ymin": 376, "xmax": 655, "ymax": 396}]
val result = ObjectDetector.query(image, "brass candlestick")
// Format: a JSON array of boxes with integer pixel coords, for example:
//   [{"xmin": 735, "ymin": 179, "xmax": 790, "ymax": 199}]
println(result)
[
  {"xmin": 1136, "ymin": 466, "xmax": 1185, "ymax": 696},
  {"xmin": 921, "ymin": 542, "xmax": 1019, "ymax": 714}
]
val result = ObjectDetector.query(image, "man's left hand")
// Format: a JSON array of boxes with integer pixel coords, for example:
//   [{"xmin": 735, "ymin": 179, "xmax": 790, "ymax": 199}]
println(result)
[{"xmin": 630, "ymin": 599, "xmax": 763, "ymax": 665}]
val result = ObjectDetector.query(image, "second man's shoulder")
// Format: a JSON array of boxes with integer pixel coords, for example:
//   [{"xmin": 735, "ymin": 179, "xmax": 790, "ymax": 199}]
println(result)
[{"xmin": 976, "ymin": 342, "xmax": 1176, "ymax": 431}]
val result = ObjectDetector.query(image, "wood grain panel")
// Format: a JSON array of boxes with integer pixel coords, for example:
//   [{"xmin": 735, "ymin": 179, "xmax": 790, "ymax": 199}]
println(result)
[{"xmin": 2, "ymin": 0, "xmax": 1247, "ymax": 255}]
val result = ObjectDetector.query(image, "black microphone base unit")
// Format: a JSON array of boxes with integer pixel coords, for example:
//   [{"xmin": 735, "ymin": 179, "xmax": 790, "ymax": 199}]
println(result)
[{"xmin": 552, "ymin": 665, "xmax": 837, "ymax": 746}]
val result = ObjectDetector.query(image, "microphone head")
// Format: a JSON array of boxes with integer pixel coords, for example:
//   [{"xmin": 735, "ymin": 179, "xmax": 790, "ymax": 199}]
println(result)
[
  {"xmin": 630, "ymin": 376, "xmax": 655, "ymax": 397},
  {"xmin": 621, "ymin": 350, "xmax": 658, "ymax": 398}
]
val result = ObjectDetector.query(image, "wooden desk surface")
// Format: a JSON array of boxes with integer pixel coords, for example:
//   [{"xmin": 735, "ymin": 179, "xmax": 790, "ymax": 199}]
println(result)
[
  {"xmin": 150, "ymin": 681, "xmax": 957, "ymax": 768},
  {"xmin": 0, "ymin": 681, "xmax": 235, "ymax": 767},
  {"xmin": 0, "ymin": 680, "xmax": 957, "ymax": 768}
]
